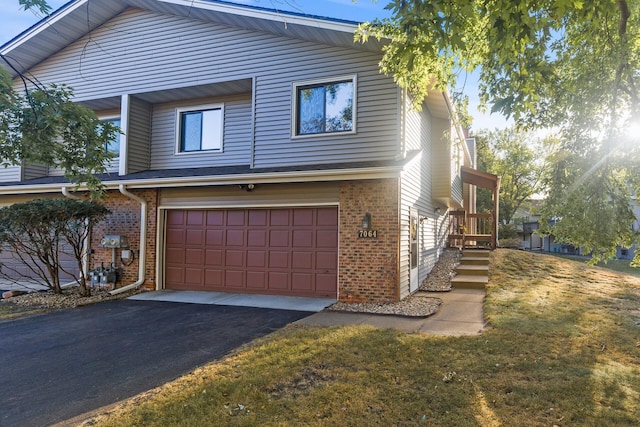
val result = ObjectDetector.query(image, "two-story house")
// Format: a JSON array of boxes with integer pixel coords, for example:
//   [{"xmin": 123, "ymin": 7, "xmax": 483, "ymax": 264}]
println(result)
[{"xmin": 0, "ymin": 0, "xmax": 478, "ymax": 303}]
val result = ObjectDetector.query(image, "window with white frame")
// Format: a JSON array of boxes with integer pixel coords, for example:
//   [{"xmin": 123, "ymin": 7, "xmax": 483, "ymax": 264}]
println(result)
[
  {"xmin": 99, "ymin": 117, "xmax": 121, "ymax": 156},
  {"xmin": 176, "ymin": 104, "xmax": 223, "ymax": 153},
  {"xmin": 293, "ymin": 76, "xmax": 355, "ymax": 137}
]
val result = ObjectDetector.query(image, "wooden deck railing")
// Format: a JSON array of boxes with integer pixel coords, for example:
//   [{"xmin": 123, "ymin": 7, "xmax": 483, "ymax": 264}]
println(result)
[{"xmin": 448, "ymin": 210, "xmax": 496, "ymax": 249}]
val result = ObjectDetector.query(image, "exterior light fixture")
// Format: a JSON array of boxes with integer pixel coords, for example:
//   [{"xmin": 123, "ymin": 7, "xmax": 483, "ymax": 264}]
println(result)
[
  {"xmin": 362, "ymin": 213, "xmax": 371, "ymax": 229},
  {"xmin": 434, "ymin": 207, "xmax": 441, "ymax": 215}
]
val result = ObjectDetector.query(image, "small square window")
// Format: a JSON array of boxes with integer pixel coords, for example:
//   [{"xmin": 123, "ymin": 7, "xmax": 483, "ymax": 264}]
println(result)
[
  {"xmin": 293, "ymin": 76, "xmax": 355, "ymax": 137},
  {"xmin": 176, "ymin": 105, "xmax": 223, "ymax": 153},
  {"xmin": 99, "ymin": 117, "xmax": 121, "ymax": 155}
]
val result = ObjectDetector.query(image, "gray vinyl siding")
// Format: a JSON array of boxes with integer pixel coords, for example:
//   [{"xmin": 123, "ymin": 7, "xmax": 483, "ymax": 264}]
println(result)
[
  {"xmin": 0, "ymin": 166, "xmax": 21, "ymax": 183},
  {"xmin": 150, "ymin": 95, "xmax": 252, "ymax": 170},
  {"xmin": 127, "ymin": 96, "xmax": 152, "ymax": 174},
  {"xmin": 22, "ymin": 164, "xmax": 48, "ymax": 180},
  {"xmin": 398, "ymin": 98, "xmax": 448, "ymax": 299},
  {"xmin": 24, "ymin": 8, "xmax": 400, "ymax": 171}
]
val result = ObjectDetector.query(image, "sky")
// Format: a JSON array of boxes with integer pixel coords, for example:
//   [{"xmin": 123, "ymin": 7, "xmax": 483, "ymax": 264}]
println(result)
[{"xmin": 0, "ymin": 0, "xmax": 509, "ymax": 131}]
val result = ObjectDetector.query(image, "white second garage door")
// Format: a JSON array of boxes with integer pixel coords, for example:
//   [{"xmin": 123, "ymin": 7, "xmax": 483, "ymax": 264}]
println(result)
[{"xmin": 164, "ymin": 207, "xmax": 338, "ymax": 298}]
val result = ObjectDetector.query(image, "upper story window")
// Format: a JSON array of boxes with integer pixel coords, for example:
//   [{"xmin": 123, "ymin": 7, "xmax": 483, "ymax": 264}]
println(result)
[
  {"xmin": 176, "ymin": 104, "xmax": 223, "ymax": 153},
  {"xmin": 292, "ymin": 76, "xmax": 356, "ymax": 137},
  {"xmin": 99, "ymin": 117, "xmax": 121, "ymax": 156}
]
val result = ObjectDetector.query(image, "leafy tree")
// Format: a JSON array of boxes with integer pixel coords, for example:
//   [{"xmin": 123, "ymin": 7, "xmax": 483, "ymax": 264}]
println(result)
[
  {"xmin": 0, "ymin": 199, "xmax": 110, "ymax": 296},
  {"xmin": 475, "ymin": 127, "xmax": 545, "ymax": 226},
  {"xmin": 358, "ymin": 0, "xmax": 640, "ymax": 265},
  {"xmin": 2, "ymin": 0, "xmax": 118, "ymax": 196}
]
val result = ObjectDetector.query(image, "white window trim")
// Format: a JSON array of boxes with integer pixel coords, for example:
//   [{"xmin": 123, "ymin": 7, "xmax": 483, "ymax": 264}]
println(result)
[
  {"xmin": 291, "ymin": 74, "xmax": 357, "ymax": 139},
  {"xmin": 174, "ymin": 103, "xmax": 224, "ymax": 155}
]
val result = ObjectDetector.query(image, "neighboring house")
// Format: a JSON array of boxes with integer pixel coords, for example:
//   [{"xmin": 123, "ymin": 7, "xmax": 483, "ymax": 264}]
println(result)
[{"xmin": 0, "ymin": 0, "xmax": 476, "ymax": 302}]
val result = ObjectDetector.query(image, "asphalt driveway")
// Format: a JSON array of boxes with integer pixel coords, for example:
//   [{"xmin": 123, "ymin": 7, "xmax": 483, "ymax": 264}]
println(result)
[{"xmin": 0, "ymin": 300, "xmax": 310, "ymax": 426}]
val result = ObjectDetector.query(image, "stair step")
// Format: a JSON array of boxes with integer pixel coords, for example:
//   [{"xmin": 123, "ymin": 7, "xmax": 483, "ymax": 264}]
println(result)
[
  {"xmin": 459, "ymin": 257, "xmax": 490, "ymax": 266},
  {"xmin": 462, "ymin": 249, "xmax": 491, "ymax": 258},
  {"xmin": 451, "ymin": 274, "xmax": 488, "ymax": 289},
  {"xmin": 456, "ymin": 264, "xmax": 489, "ymax": 276}
]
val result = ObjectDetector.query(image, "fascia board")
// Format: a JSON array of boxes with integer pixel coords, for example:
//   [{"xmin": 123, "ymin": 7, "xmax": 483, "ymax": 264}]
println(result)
[{"xmin": 0, "ymin": 166, "xmax": 402, "ymax": 195}]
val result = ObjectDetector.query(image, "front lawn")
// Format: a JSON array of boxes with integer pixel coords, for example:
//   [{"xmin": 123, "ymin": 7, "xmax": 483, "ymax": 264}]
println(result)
[{"xmin": 87, "ymin": 250, "xmax": 640, "ymax": 426}]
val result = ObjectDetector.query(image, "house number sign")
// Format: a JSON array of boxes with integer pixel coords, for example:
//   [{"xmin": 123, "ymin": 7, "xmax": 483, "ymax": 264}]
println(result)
[{"xmin": 358, "ymin": 230, "xmax": 378, "ymax": 238}]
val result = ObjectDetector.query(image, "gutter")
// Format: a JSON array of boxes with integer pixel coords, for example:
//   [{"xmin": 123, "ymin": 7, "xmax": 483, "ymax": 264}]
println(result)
[
  {"xmin": 60, "ymin": 186, "xmax": 89, "ymax": 289},
  {"xmin": 0, "ymin": 165, "xmax": 403, "ymax": 195},
  {"xmin": 110, "ymin": 184, "xmax": 147, "ymax": 295}
]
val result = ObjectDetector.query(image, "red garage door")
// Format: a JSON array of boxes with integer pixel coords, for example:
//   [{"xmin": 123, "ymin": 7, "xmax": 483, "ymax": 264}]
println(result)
[{"xmin": 164, "ymin": 207, "xmax": 338, "ymax": 298}]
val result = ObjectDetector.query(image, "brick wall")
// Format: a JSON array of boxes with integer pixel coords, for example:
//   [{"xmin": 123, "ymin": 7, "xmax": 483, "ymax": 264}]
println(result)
[
  {"xmin": 338, "ymin": 178, "xmax": 400, "ymax": 302},
  {"xmin": 90, "ymin": 189, "xmax": 158, "ymax": 290}
]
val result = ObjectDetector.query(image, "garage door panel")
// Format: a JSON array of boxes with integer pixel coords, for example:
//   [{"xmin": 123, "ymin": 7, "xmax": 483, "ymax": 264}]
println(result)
[
  {"xmin": 186, "ymin": 229, "xmax": 204, "ymax": 245},
  {"xmin": 292, "ymin": 252, "xmax": 313, "ymax": 269},
  {"xmin": 269, "ymin": 230, "xmax": 289, "ymax": 247},
  {"xmin": 247, "ymin": 230, "xmax": 267, "ymax": 247},
  {"xmin": 293, "ymin": 209, "xmax": 313, "ymax": 226},
  {"xmin": 166, "ymin": 229, "xmax": 185, "ymax": 245},
  {"xmin": 205, "ymin": 249, "xmax": 222, "ymax": 266},
  {"xmin": 186, "ymin": 211, "xmax": 205, "ymax": 226},
  {"xmin": 248, "ymin": 210, "xmax": 268, "ymax": 226},
  {"xmin": 166, "ymin": 207, "xmax": 337, "ymax": 298},
  {"xmin": 316, "ymin": 252, "xmax": 337, "ymax": 269},
  {"xmin": 317, "ymin": 208, "xmax": 338, "ymax": 226},
  {"xmin": 184, "ymin": 248, "xmax": 204, "ymax": 265},
  {"xmin": 269, "ymin": 251, "xmax": 289, "ymax": 268},
  {"xmin": 247, "ymin": 251, "xmax": 266, "ymax": 268},
  {"xmin": 227, "ymin": 210, "xmax": 245, "ymax": 226},
  {"xmin": 225, "ymin": 270, "xmax": 245, "ymax": 288},
  {"xmin": 206, "ymin": 211, "xmax": 224, "ymax": 226},
  {"xmin": 292, "ymin": 273, "xmax": 313, "ymax": 291},
  {"xmin": 225, "ymin": 250, "xmax": 244, "ymax": 267},
  {"xmin": 292, "ymin": 230, "xmax": 313, "ymax": 248},
  {"xmin": 316, "ymin": 273, "xmax": 338, "ymax": 293},
  {"xmin": 268, "ymin": 272, "xmax": 289, "ymax": 289},
  {"xmin": 226, "ymin": 230, "xmax": 245, "ymax": 246},
  {"xmin": 184, "ymin": 268, "xmax": 203, "ymax": 286},
  {"xmin": 165, "ymin": 247, "xmax": 185, "ymax": 263},
  {"xmin": 246, "ymin": 271, "xmax": 266, "ymax": 289},
  {"xmin": 316, "ymin": 230, "xmax": 338, "ymax": 248},
  {"xmin": 204, "ymin": 269, "xmax": 223, "ymax": 286},
  {"xmin": 167, "ymin": 210, "xmax": 185, "ymax": 225},
  {"xmin": 270, "ymin": 209, "xmax": 290, "ymax": 226},
  {"xmin": 206, "ymin": 230, "xmax": 224, "ymax": 246}
]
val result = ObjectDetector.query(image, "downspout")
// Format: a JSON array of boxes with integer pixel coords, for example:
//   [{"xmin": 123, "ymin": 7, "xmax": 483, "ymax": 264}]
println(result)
[
  {"xmin": 61, "ymin": 186, "xmax": 89, "ymax": 289},
  {"xmin": 110, "ymin": 184, "xmax": 146, "ymax": 295}
]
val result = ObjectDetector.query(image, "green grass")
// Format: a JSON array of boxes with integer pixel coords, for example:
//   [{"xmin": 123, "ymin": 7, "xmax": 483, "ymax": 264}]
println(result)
[
  {"xmin": 69, "ymin": 250, "xmax": 640, "ymax": 425},
  {"xmin": 549, "ymin": 253, "xmax": 640, "ymax": 278}
]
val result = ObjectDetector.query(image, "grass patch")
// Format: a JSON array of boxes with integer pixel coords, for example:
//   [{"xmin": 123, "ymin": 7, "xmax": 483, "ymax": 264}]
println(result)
[
  {"xmin": 549, "ymin": 253, "xmax": 640, "ymax": 278},
  {"xmin": 0, "ymin": 302, "xmax": 47, "ymax": 321},
  {"xmin": 87, "ymin": 250, "xmax": 640, "ymax": 426}
]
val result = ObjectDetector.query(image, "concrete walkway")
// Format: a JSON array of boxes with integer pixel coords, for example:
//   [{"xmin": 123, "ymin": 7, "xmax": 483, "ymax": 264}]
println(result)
[
  {"xmin": 128, "ymin": 288, "xmax": 487, "ymax": 335},
  {"xmin": 295, "ymin": 288, "xmax": 487, "ymax": 335}
]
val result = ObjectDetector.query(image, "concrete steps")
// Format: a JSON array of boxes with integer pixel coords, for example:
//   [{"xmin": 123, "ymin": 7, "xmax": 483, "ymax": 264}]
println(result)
[{"xmin": 452, "ymin": 249, "xmax": 490, "ymax": 290}]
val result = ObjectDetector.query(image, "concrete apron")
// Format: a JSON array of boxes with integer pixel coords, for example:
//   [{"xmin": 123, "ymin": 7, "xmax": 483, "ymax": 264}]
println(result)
[{"xmin": 129, "ymin": 290, "xmax": 336, "ymax": 312}]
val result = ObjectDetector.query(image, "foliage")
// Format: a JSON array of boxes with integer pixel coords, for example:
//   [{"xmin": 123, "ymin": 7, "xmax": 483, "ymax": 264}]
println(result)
[
  {"xmin": 475, "ymin": 127, "xmax": 545, "ymax": 225},
  {"xmin": 358, "ymin": 1, "xmax": 640, "ymax": 266},
  {"xmin": 0, "ymin": 69, "xmax": 117, "ymax": 196},
  {"xmin": 538, "ymin": 140, "xmax": 640, "ymax": 265},
  {"xmin": 0, "ymin": 198, "xmax": 110, "ymax": 296},
  {"xmin": 18, "ymin": 0, "xmax": 51, "ymax": 15}
]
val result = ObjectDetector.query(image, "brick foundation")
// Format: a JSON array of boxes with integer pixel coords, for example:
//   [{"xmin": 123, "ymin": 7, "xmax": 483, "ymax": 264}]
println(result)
[
  {"xmin": 338, "ymin": 178, "xmax": 400, "ymax": 302},
  {"xmin": 90, "ymin": 189, "xmax": 158, "ymax": 290}
]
